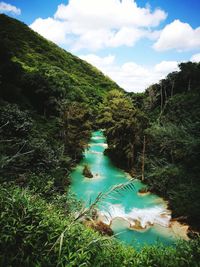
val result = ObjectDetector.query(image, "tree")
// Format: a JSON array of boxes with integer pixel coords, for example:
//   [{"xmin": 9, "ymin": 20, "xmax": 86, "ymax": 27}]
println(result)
[
  {"xmin": 98, "ymin": 90, "xmax": 148, "ymax": 172},
  {"xmin": 62, "ymin": 102, "xmax": 91, "ymax": 161}
]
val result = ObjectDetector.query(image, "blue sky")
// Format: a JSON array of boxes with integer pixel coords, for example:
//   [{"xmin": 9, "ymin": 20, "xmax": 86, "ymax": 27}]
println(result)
[{"xmin": 1, "ymin": 0, "xmax": 200, "ymax": 92}]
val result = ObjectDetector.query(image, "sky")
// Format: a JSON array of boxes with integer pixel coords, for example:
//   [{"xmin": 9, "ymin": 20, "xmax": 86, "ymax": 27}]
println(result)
[{"xmin": 1, "ymin": 0, "xmax": 200, "ymax": 92}]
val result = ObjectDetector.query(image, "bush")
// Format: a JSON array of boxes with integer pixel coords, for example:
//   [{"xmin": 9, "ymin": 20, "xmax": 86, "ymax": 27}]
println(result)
[{"xmin": 0, "ymin": 186, "xmax": 200, "ymax": 267}]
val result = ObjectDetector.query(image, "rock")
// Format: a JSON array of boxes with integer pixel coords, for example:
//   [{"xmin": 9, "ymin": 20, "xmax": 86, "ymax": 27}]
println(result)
[
  {"xmin": 139, "ymin": 187, "xmax": 148, "ymax": 193},
  {"xmin": 83, "ymin": 165, "xmax": 93, "ymax": 178},
  {"xmin": 138, "ymin": 187, "xmax": 150, "ymax": 196},
  {"xmin": 129, "ymin": 219, "xmax": 148, "ymax": 231},
  {"xmin": 94, "ymin": 221, "xmax": 113, "ymax": 236},
  {"xmin": 129, "ymin": 168, "xmax": 136, "ymax": 177},
  {"xmin": 84, "ymin": 219, "xmax": 113, "ymax": 236},
  {"xmin": 170, "ymin": 221, "xmax": 189, "ymax": 240}
]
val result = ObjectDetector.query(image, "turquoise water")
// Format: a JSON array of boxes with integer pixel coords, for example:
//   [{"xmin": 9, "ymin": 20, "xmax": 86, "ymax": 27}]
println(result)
[{"xmin": 70, "ymin": 131, "xmax": 179, "ymax": 247}]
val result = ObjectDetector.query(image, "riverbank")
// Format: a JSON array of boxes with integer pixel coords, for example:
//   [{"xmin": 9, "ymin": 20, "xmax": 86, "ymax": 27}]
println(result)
[
  {"xmin": 108, "ymin": 161, "xmax": 194, "ymax": 237},
  {"xmin": 70, "ymin": 130, "xmax": 191, "ymax": 247},
  {"xmin": 104, "ymin": 142, "xmax": 199, "ymax": 236}
]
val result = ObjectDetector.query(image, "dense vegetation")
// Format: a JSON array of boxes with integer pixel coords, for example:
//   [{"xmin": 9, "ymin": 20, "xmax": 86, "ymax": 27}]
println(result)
[
  {"xmin": 99, "ymin": 62, "xmax": 200, "ymax": 233},
  {"xmin": 0, "ymin": 13, "xmax": 121, "ymax": 179},
  {"xmin": 0, "ymin": 14, "xmax": 121, "ymax": 116},
  {"xmin": 0, "ymin": 14, "xmax": 200, "ymax": 266},
  {"xmin": 1, "ymin": 186, "xmax": 200, "ymax": 267}
]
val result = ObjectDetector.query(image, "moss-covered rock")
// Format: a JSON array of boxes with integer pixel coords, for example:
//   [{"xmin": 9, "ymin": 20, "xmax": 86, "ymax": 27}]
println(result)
[{"xmin": 83, "ymin": 165, "xmax": 93, "ymax": 178}]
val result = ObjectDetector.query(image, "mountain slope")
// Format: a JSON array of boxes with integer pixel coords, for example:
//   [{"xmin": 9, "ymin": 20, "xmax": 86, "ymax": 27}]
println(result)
[
  {"xmin": 0, "ymin": 14, "xmax": 124, "ymax": 188},
  {"xmin": 0, "ymin": 14, "xmax": 122, "ymax": 114}
]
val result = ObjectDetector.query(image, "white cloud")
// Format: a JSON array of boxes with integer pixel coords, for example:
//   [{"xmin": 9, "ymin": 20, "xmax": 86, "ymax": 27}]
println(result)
[
  {"xmin": 154, "ymin": 20, "xmax": 200, "ymax": 51},
  {"xmin": 154, "ymin": 61, "xmax": 179, "ymax": 74},
  {"xmin": 80, "ymin": 54, "xmax": 115, "ymax": 67},
  {"xmin": 30, "ymin": 18, "xmax": 71, "ymax": 45},
  {"xmin": 190, "ymin": 53, "xmax": 200, "ymax": 63},
  {"xmin": 54, "ymin": 0, "xmax": 166, "ymax": 29},
  {"xmin": 107, "ymin": 27, "xmax": 146, "ymax": 47},
  {"xmin": 30, "ymin": 0, "xmax": 167, "ymax": 51},
  {"xmin": 0, "ymin": 2, "xmax": 21, "ymax": 15},
  {"xmin": 80, "ymin": 54, "xmax": 179, "ymax": 92}
]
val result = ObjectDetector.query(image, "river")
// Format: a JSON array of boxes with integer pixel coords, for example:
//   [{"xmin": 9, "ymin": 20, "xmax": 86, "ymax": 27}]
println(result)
[{"xmin": 70, "ymin": 130, "xmax": 188, "ymax": 248}]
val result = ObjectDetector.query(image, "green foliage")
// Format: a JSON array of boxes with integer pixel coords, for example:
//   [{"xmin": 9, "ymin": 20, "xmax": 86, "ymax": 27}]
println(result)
[
  {"xmin": 0, "ymin": 14, "xmax": 122, "ymax": 115},
  {"xmin": 145, "ymin": 164, "xmax": 184, "ymax": 195},
  {"xmin": 142, "ymin": 92, "xmax": 200, "ymax": 226},
  {"xmin": 98, "ymin": 90, "xmax": 148, "ymax": 171},
  {"xmin": 99, "ymin": 62, "xmax": 200, "ymax": 231},
  {"xmin": 129, "ymin": 62, "xmax": 200, "ymax": 230},
  {"xmin": 0, "ymin": 102, "xmax": 32, "ymax": 137},
  {"xmin": 0, "ymin": 102, "xmax": 67, "ymax": 178},
  {"xmin": 1, "ymin": 186, "xmax": 200, "ymax": 267},
  {"xmin": 63, "ymin": 101, "xmax": 92, "ymax": 160}
]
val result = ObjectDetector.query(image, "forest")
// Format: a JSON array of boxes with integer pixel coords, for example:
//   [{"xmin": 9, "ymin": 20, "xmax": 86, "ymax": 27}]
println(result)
[
  {"xmin": 99, "ymin": 62, "xmax": 200, "ymax": 232},
  {"xmin": 0, "ymin": 14, "xmax": 200, "ymax": 267}
]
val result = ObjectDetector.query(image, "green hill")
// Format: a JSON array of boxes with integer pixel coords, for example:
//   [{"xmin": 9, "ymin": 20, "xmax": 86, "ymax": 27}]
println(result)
[
  {"xmin": 0, "ymin": 14, "xmax": 123, "ymax": 187},
  {"xmin": 0, "ymin": 14, "xmax": 122, "ymax": 114}
]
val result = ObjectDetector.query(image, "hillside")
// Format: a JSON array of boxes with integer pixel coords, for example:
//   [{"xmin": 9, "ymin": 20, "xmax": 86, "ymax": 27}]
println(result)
[
  {"xmin": 0, "ymin": 14, "xmax": 123, "ymax": 182},
  {"xmin": 0, "ymin": 14, "xmax": 122, "ymax": 114}
]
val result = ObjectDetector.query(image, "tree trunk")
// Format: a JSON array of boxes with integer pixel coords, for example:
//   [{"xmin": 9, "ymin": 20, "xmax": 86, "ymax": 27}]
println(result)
[
  {"xmin": 164, "ymin": 86, "xmax": 167, "ymax": 103},
  {"xmin": 188, "ymin": 79, "xmax": 191, "ymax": 91},
  {"xmin": 130, "ymin": 143, "xmax": 135, "ymax": 169},
  {"xmin": 141, "ymin": 136, "xmax": 146, "ymax": 181},
  {"xmin": 160, "ymin": 83, "xmax": 163, "ymax": 113},
  {"xmin": 171, "ymin": 80, "xmax": 175, "ymax": 97}
]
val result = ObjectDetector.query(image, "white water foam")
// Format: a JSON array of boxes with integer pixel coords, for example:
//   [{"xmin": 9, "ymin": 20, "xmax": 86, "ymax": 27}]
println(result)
[
  {"xmin": 90, "ymin": 143, "xmax": 108, "ymax": 148},
  {"xmin": 99, "ymin": 204, "xmax": 171, "ymax": 229},
  {"xmin": 91, "ymin": 136, "xmax": 105, "ymax": 140},
  {"xmin": 87, "ymin": 150, "xmax": 103, "ymax": 154}
]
